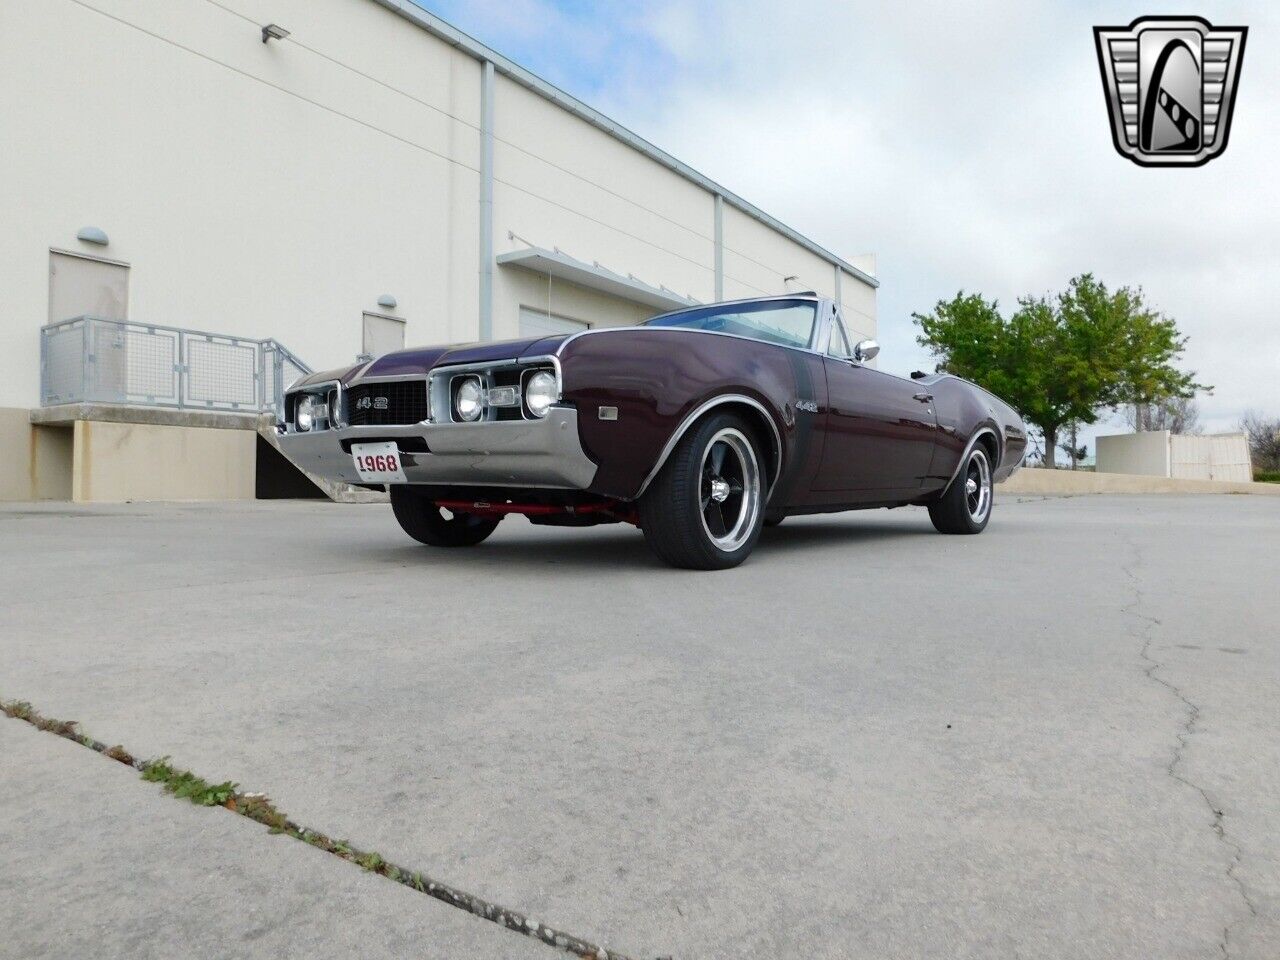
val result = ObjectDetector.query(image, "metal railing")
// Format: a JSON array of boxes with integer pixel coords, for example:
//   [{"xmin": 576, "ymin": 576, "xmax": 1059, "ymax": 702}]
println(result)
[{"xmin": 41, "ymin": 316, "xmax": 312, "ymax": 418}]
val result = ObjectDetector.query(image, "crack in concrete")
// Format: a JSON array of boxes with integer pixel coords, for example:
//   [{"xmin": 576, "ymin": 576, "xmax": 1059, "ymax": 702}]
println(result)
[
  {"xmin": 1120, "ymin": 540, "xmax": 1258, "ymax": 958},
  {"xmin": 0, "ymin": 698, "xmax": 639, "ymax": 960}
]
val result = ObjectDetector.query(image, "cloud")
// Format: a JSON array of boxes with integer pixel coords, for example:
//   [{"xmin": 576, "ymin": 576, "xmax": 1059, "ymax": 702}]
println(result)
[
  {"xmin": 417, "ymin": 0, "xmax": 1280, "ymax": 440},
  {"xmin": 412, "ymin": 0, "xmax": 678, "ymax": 98}
]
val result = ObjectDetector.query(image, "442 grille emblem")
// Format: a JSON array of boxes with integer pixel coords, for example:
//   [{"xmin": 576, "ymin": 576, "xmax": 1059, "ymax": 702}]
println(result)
[{"xmin": 1094, "ymin": 16, "xmax": 1247, "ymax": 167}]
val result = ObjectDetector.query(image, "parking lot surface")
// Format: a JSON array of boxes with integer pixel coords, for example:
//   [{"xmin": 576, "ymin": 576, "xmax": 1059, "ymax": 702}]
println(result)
[{"xmin": 1, "ymin": 494, "xmax": 1278, "ymax": 959}]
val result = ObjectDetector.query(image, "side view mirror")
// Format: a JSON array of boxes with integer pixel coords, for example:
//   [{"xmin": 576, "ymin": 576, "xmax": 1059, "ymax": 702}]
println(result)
[{"xmin": 853, "ymin": 339, "xmax": 880, "ymax": 363}]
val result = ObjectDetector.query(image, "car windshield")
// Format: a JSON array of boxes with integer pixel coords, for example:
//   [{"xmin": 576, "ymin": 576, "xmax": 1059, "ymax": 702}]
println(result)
[{"xmin": 643, "ymin": 299, "xmax": 817, "ymax": 349}]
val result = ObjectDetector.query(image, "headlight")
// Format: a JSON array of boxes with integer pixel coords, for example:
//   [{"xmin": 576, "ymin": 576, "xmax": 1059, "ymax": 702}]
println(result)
[
  {"xmin": 295, "ymin": 394, "xmax": 315, "ymax": 432},
  {"xmin": 327, "ymin": 390, "xmax": 340, "ymax": 427},
  {"xmin": 524, "ymin": 370, "xmax": 558, "ymax": 418},
  {"xmin": 454, "ymin": 377, "xmax": 484, "ymax": 422}
]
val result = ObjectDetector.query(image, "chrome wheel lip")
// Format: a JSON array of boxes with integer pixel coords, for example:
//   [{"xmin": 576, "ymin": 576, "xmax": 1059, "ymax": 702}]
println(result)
[
  {"xmin": 965, "ymin": 449, "xmax": 992, "ymax": 523},
  {"xmin": 699, "ymin": 427, "xmax": 761, "ymax": 552}
]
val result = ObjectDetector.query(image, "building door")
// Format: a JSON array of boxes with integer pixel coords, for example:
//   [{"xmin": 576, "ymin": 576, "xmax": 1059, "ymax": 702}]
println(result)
[
  {"xmin": 49, "ymin": 251, "xmax": 131, "ymax": 400},
  {"xmin": 362, "ymin": 313, "xmax": 405, "ymax": 358},
  {"xmin": 48, "ymin": 251, "xmax": 129, "ymax": 323},
  {"xmin": 518, "ymin": 307, "xmax": 589, "ymax": 339}
]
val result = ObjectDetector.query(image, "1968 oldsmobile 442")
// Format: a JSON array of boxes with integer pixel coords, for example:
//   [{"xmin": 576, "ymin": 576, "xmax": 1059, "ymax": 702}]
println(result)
[{"xmin": 278, "ymin": 294, "xmax": 1026, "ymax": 569}]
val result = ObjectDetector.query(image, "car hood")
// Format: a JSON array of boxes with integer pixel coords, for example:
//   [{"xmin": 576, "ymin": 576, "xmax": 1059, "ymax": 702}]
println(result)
[{"xmin": 346, "ymin": 334, "xmax": 569, "ymax": 382}]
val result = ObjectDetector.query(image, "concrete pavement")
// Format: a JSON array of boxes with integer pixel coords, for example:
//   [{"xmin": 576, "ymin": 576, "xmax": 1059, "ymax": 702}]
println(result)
[
  {"xmin": 0, "ymin": 715, "xmax": 549, "ymax": 959},
  {"xmin": 1, "ymin": 494, "xmax": 1277, "ymax": 959}
]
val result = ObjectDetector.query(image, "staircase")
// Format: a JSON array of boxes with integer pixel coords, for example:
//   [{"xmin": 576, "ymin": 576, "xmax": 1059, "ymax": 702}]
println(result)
[{"xmin": 39, "ymin": 316, "xmax": 385, "ymax": 503}]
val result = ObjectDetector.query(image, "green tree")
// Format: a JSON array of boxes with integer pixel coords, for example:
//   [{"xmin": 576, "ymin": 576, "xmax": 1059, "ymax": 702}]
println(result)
[{"xmin": 913, "ymin": 275, "xmax": 1205, "ymax": 468}]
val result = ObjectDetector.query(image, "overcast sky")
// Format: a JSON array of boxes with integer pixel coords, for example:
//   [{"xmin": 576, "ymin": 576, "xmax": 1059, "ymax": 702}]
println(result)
[{"xmin": 415, "ymin": 0, "xmax": 1279, "ymax": 448}]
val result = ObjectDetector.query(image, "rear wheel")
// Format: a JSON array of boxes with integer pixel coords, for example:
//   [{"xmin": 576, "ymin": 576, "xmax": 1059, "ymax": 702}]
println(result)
[
  {"xmin": 639, "ymin": 413, "xmax": 766, "ymax": 569},
  {"xmin": 928, "ymin": 446, "xmax": 993, "ymax": 535},
  {"xmin": 390, "ymin": 486, "xmax": 501, "ymax": 547}
]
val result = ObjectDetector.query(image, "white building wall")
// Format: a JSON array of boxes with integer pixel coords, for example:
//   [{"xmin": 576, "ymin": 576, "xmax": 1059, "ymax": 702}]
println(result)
[
  {"xmin": 0, "ymin": 0, "xmax": 483, "ymax": 409},
  {"xmin": 721, "ymin": 205, "xmax": 834, "ymax": 302},
  {"xmin": 837, "ymin": 266, "xmax": 878, "ymax": 344},
  {"xmin": 0, "ymin": 0, "xmax": 876, "ymax": 497},
  {"xmin": 491, "ymin": 75, "xmax": 716, "ymax": 334}
]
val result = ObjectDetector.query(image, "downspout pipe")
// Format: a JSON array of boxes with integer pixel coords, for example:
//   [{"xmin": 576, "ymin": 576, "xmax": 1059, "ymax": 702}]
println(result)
[{"xmin": 479, "ymin": 59, "xmax": 495, "ymax": 340}]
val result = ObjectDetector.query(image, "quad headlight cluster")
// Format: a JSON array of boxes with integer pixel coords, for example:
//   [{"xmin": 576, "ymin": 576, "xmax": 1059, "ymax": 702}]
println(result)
[
  {"xmin": 450, "ymin": 367, "xmax": 559, "ymax": 422},
  {"xmin": 292, "ymin": 389, "xmax": 339, "ymax": 432},
  {"xmin": 289, "ymin": 366, "xmax": 560, "ymax": 431}
]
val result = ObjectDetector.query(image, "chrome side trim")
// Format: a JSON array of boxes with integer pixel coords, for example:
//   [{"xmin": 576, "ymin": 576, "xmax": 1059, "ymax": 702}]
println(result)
[
  {"xmin": 634, "ymin": 394, "xmax": 783, "ymax": 500},
  {"xmin": 943, "ymin": 427, "xmax": 1001, "ymax": 493}
]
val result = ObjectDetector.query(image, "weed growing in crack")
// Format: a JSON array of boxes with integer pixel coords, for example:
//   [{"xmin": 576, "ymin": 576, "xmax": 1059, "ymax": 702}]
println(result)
[
  {"xmin": 140, "ymin": 758, "xmax": 237, "ymax": 807},
  {"xmin": 2, "ymin": 700, "xmax": 33, "ymax": 721},
  {"xmin": 104, "ymin": 744, "xmax": 136, "ymax": 766},
  {"xmin": 3, "ymin": 694, "xmax": 633, "ymax": 960},
  {"xmin": 2, "ymin": 699, "xmax": 78, "ymax": 737},
  {"xmin": 235, "ymin": 792, "xmax": 291, "ymax": 832}
]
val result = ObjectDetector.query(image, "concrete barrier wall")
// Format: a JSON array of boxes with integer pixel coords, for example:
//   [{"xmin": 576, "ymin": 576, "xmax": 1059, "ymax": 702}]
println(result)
[
  {"xmin": 1170, "ymin": 433, "xmax": 1253, "ymax": 483},
  {"xmin": 1096, "ymin": 431, "xmax": 1170, "ymax": 476},
  {"xmin": 1002, "ymin": 468, "xmax": 1280, "ymax": 498},
  {"xmin": 71, "ymin": 421, "xmax": 255, "ymax": 502},
  {"xmin": 0, "ymin": 408, "xmax": 32, "ymax": 500},
  {"xmin": 0, "ymin": 409, "xmax": 72, "ymax": 501}
]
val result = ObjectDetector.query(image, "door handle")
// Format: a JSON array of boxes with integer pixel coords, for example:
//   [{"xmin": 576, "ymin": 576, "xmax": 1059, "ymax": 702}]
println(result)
[{"xmin": 913, "ymin": 392, "xmax": 933, "ymax": 403}]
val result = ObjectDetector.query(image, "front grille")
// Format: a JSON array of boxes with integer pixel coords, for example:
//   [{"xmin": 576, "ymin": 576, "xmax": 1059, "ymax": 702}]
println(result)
[{"xmin": 345, "ymin": 380, "xmax": 428, "ymax": 427}]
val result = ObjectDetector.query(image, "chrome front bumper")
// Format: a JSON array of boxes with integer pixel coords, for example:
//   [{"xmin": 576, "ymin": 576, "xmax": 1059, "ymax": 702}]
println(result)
[{"xmin": 276, "ymin": 406, "xmax": 598, "ymax": 489}]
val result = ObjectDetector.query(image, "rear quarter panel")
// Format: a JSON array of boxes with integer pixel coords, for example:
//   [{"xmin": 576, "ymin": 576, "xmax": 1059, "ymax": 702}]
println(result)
[
  {"xmin": 926, "ymin": 376, "xmax": 1027, "ymax": 485},
  {"xmin": 558, "ymin": 330, "xmax": 827, "ymax": 502}
]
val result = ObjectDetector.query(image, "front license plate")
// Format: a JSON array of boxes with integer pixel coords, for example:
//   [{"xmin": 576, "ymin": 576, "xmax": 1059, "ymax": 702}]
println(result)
[{"xmin": 351, "ymin": 442, "xmax": 407, "ymax": 483}]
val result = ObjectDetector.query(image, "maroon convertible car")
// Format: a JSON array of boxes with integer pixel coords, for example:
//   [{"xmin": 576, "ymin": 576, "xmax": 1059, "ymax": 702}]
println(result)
[{"xmin": 278, "ymin": 294, "xmax": 1027, "ymax": 569}]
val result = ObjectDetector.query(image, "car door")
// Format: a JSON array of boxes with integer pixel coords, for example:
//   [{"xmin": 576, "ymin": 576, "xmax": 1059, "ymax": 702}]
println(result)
[{"xmin": 813, "ymin": 317, "xmax": 938, "ymax": 494}]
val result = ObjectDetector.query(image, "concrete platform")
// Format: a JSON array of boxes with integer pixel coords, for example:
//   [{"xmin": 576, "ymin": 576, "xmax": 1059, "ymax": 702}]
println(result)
[{"xmin": 1, "ymin": 495, "xmax": 1278, "ymax": 958}]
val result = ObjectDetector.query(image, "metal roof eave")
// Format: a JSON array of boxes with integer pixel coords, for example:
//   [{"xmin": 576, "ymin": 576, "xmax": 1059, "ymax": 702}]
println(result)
[
  {"xmin": 367, "ymin": 0, "xmax": 879, "ymax": 290},
  {"xmin": 496, "ymin": 246, "xmax": 701, "ymax": 311}
]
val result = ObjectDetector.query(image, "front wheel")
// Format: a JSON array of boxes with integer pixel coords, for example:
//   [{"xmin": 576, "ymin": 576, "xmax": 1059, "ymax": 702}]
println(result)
[
  {"xmin": 390, "ymin": 487, "xmax": 502, "ymax": 547},
  {"xmin": 928, "ymin": 446, "xmax": 993, "ymax": 534},
  {"xmin": 639, "ymin": 413, "xmax": 766, "ymax": 569}
]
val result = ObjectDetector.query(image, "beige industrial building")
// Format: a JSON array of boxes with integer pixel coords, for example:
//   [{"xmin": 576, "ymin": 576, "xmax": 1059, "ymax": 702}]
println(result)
[{"xmin": 0, "ymin": 0, "xmax": 877, "ymax": 502}]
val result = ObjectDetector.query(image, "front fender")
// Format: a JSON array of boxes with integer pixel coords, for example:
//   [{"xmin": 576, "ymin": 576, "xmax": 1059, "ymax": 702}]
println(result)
[{"xmin": 557, "ymin": 329, "xmax": 821, "ymax": 501}]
